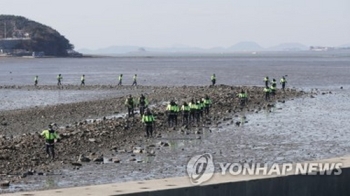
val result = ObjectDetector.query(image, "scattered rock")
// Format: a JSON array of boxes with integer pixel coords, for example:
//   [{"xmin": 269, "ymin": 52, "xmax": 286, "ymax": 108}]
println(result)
[
  {"xmin": 71, "ymin": 162, "xmax": 82, "ymax": 167},
  {"xmin": 0, "ymin": 181, "xmax": 10, "ymax": 187}
]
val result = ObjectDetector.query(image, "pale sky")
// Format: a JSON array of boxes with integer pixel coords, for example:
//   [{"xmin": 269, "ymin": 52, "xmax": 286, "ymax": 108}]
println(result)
[{"xmin": 1, "ymin": 0, "xmax": 349, "ymax": 50}]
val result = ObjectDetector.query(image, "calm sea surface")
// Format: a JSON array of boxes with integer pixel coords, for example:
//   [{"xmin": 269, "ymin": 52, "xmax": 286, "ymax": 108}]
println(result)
[{"xmin": 0, "ymin": 51, "xmax": 349, "ymax": 89}]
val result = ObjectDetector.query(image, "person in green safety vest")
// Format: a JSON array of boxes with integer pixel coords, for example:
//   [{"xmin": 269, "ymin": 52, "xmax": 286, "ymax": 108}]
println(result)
[
  {"xmin": 132, "ymin": 74, "xmax": 137, "ymax": 86},
  {"xmin": 141, "ymin": 108, "xmax": 155, "ymax": 138},
  {"xmin": 238, "ymin": 89, "xmax": 248, "ymax": 106},
  {"xmin": 125, "ymin": 94, "xmax": 135, "ymax": 117},
  {"xmin": 34, "ymin": 75, "xmax": 38, "ymax": 86},
  {"xmin": 198, "ymin": 99, "xmax": 205, "ymax": 118},
  {"xmin": 211, "ymin": 74, "xmax": 216, "ymax": 86},
  {"xmin": 41, "ymin": 123, "xmax": 60, "ymax": 159},
  {"xmin": 195, "ymin": 99, "xmax": 201, "ymax": 123},
  {"xmin": 181, "ymin": 102, "xmax": 190, "ymax": 125},
  {"xmin": 118, "ymin": 74, "xmax": 123, "ymax": 85},
  {"xmin": 202, "ymin": 95, "xmax": 212, "ymax": 115},
  {"xmin": 264, "ymin": 76, "xmax": 269, "ymax": 88},
  {"xmin": 264, "ymin": 86, "xmax": 271, "ymax": 101},
  {"xmin": 280, "ymin": 76, "xmax": 287, "ymax": 91},
  {"xmin": 189, "ymin": 99, "xmax": 197, "ymax": 123},
  {"xmin": 271, "ymin": 79, "xmax": 277, "ymax": 97},
  {"xmin": 138, "ymin": 94, "xmax": 148, "ymax": 117},
  {"xmin": 166, "ymin": 100, "xmax": 177, "ymax": 127},
  {"xmin": 81, "ymin": 75, "xmax": 85, "ymax": 86},
  {"xmin": 57, "ymin": 74, "xmax": 63, "ymax": 86}
]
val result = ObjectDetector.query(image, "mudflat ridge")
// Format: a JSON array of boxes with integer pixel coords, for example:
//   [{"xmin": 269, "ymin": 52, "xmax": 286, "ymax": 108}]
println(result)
[{"xmin": 0, "ymin": 85, "xmax": 306, "ymax": 191}]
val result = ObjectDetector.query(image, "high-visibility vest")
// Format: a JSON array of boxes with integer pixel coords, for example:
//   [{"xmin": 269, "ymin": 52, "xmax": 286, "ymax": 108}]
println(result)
[
  {"xmin": 211, "ymin": 75, "xmax": 216, "ymax": 80},
  {"xmin": 264, "ymin": 88, "xmax": 271, "ymax": 92},
  {"xmin": 181, "ymin": 105, "xmax": 190, "ymax": 111},
  {"xmin": 189, "ymin": 103, "xmax": 197, "ymax": 110},
  {"xmin": 125, "ymin": 98, "xmax": 134, "ymax": 106},
  {"xmin": 139, "ymin": 97, "xmax": 148, "ymax": 106},
  {"xmin": 167, "ymin": 104, "xmax": 177, "ymax": 112},
  {"xmin": 203, "ymin": 98, "xmax": 211, "ymax": 105},
  {"xmin": 41, "ymin": 130, "xmax": 59, "ymax": 140},
  {"xmin": 142, "ymin": 114, "xmax": 154, "ymax": 123}
]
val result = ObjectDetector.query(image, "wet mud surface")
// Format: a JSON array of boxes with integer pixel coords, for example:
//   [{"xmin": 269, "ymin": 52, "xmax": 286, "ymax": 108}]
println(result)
[{"xmin": 0, "ymin": 85, "xmax": 307, "ymax": 193}]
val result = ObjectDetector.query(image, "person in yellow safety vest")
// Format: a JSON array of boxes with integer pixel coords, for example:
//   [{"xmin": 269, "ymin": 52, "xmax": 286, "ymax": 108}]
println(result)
[
  {"xmin": 173, "ymin": 102, "xmax": 180, "ymax": 126},
  {"xmin": 41, "ymin": 123, "xmax": 60, "ymax": 159},
  {"xmin": 34, "ymin": 75, "xmax": 38, "ymax": 86},
  {"xmin": 125, "ymin": 94, "xmax": 135, "ymax": 117},
  {"xmin": 166, "ymin": 100, "xmax": 177, "ymax": 127},
  {"xmin": 181, "ymin": 102, "xmax": 190, "ymax": 125},
  {"xmin": 238, "ymin": 89, "xmax": 248, "ymax": 106},
  {"xmin": 211, "ymin": 74, "xmax": 216, "ymax": 86},
  {"xmin": 132, "ymin": 74, "xmax": 137, "ymax": 86},
  {"xmin": 141, "ymin": 108, "xmax": 155, "ymax": 138},
  {"xmin": 118, "ymin": 74, "xmax": 123, "ymax": 85},
  {"xmin": 270, "ymin": 85, "xmax": 276, "ymax": 97},
  {"xmin": 280, "ymin": 76, "xmax": 287, "ymax": 91},
  {"xmin": 81, "ymin": 75, "xmax": 85, "ymax": 86},
  {"xmin": 264, "ymin": 76, "xmax": 269, "ymax": 87},
  {"xmin": 271, "ymin": 79, "xmax": 277, "ymax": 88},
  {"xmin": 189, "ymin": 99, "xmax": 197, "ymax": 123},
  {"xmin": 138, "ymin": 94, "xmax": 149, "ymax": 117},
  {"xmin": 198, "ymin": 99, "xmax": 204, "ymax": 118},
  {"xmin": 195, "ymin": 99, "xmax": 202, "ymax": 123},
  {"xmin": 264, "ymin": 86, "xmax": 271, "ymax": 101},
  {"xmin": 202, "ymin": 95, "xmax": 212, "ymax": 115},
  {"xmin": 57, "ymin": 74, "xmax": 63, "ymax": 86}
]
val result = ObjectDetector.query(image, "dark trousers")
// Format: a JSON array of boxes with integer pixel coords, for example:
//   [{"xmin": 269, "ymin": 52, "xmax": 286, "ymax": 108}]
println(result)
[
  {"xmin": 265, "ymin": 92, "xmax": 270, "ymax": 101},
  {"xmin": 128, "ymin": 107, "xmax": 134, "ymax": 117},
  {"xmin": 212, "ymin": 79, "xmax": 216, "ymax": 86},
  {"xmin": 81, "ymin": 80, "xmax": 85, "ymax": 86},
  {"xmin": 195, "ymin": 111, "xmax": 201, "ymax": 123},
  {"xmin": 145, "ymin": 124, "xmax": 153, "ymax": 137},
  {"xmin": 140, "ymin": 105, "xmax": 146, "ymax": 116},
  {"xmin": 168, "ymin": 114, "xmax": 175, "ymax": 127},
  {"xmin": 182, "ymin": 113, "xmax": 189, "ymax": 125},
  {"xmin": 271, "ymin": 89, "xmax": 276, "ymax": 96},
  {"xmin": 204, "ymin": 106, "xmax": 210, "ymax": 115},
  {"xmin": 190, "ymin": 110, "xmax": 196, "ymax": 122},
  {"xmin": 57, "ymin": 80, "xmax": 61, "ymax": 86},
  {"xmin": 265, "ymin": 81, "xmax": 268, "ymax": 87},
  {"xmin": 199, "ymin": 109, "xmax": 203, "ymax": 118},
  {"xmin": 34, "ymin": 81, "xmax": 38, "ymax": 86},
  {"xmin": 174, "ymin": 114, "xmax": 178, "ymax": 126},
  {"xmin": 118, "ymin": 80, "xmax": 122, "ymax": 85},
  {"xmin": 282, "ymin": 83, "xmax": 285, "ymax": 90},
  {"xmin": 46, "ymin": 143, "xmax": 55, "ymax": 159},
  {"xmin": 132, "ymin": 80, "xmax": 137, "ymax": 86},
  {"xmin": 240, "ymin": 98, "xmax": 247, "ymax": 106}
]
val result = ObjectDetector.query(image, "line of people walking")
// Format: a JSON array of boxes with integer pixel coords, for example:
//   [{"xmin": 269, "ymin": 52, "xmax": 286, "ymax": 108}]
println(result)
[{"xmin": 33, "ymin": 73, "xmax": 139, "ymax": 86}]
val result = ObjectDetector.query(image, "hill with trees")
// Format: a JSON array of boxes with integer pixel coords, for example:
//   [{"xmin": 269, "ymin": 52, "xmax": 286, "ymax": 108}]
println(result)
[{"xmin": 0, "ymin": 15, "xmax": 74, "ymax": 56}]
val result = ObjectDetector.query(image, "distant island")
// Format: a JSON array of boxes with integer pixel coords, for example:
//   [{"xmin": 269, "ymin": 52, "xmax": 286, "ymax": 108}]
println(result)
[
  {"xmin": 79, "ymin": 42, "xmax": 350, "ymax": 55},
  {"xmin": 0, "ymin": 15, "xmax": 81, "ymax": 57}
]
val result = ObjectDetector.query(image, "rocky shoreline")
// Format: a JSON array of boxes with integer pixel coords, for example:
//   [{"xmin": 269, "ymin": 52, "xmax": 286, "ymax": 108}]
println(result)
[{"xmin": 0, "ymin": 85, "xmax": 307, "ymax": 190}]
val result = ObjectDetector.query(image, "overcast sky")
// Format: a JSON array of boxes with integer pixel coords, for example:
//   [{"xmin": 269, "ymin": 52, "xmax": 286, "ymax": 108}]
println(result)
[{"xmin": 1, "ymin": 0, "xmax": 349, "ymax": 50}]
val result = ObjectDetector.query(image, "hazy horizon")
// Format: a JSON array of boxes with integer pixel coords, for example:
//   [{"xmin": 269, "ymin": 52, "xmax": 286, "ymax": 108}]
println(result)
[{"xmin": 1, "ymin": 0, "xmax": 349, "ymax": 50}]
